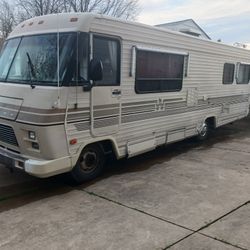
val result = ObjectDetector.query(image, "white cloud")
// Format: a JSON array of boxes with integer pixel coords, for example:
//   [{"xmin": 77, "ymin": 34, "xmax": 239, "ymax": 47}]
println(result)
[{"xmin": 138, "ymin": 0, "xmax": 250, "ymax": 25}]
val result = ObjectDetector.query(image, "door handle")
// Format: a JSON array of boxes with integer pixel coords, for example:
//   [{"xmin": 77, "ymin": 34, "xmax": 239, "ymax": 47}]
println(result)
[{"xmin": 112, "ymin": 89, "xmax": 121, "ymax": 95}]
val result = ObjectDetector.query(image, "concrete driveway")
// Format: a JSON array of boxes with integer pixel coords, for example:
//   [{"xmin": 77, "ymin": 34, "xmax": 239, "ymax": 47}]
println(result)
[{"xmin": 0, "ymin": 116, "xmax": 249, "ymax": 250}]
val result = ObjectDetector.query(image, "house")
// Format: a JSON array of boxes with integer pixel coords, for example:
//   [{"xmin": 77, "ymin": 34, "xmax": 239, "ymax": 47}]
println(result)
[{"xmin": 155, "ymin": 19, "xmax": 211, "ymax": 40}]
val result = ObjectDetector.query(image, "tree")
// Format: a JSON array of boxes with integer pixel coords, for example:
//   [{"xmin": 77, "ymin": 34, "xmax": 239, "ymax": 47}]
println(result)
[
  {"xmin": 0, "ymin": 0, "xmax": 16, "ymax": 38},
  {"xmin": 0, "ymin": 0, "xmax": 140, "ymax": 37},
  {"xmin": 67, "ymin": 0, "xmax": 139, "ymax": 20},
  {"xmin": 16, "ymin": 0, "xmax": 65, "ymax": 20},
  {"xmin": 16, "ymin": 0, "xmax": 140, "ymax": 21}
]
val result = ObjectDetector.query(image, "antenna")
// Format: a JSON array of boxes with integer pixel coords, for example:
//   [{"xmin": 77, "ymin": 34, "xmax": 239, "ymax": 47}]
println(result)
[{"xmin": 75, "ymin": 31, "xmax": 79, "ymax": 109}]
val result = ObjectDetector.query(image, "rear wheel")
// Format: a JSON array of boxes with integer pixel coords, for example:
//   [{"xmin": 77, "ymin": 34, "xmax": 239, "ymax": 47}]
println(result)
[
  {"xmin": 70, "ymin": 144, "xmax": 105, "ymax": 184},
  {"xmin": 197, "ymin": 121, "xmax": 209, "ymax": 141}
]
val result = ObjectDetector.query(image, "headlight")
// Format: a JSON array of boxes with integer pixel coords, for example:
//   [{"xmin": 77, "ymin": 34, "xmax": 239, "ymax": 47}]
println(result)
[{"xmin": 28, "ymin": 131, "xmax": 36, "ymax": 140}]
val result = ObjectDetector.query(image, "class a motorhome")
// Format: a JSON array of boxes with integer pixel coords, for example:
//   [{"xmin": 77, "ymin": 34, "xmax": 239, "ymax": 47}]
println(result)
[{"xmin": 0, "ymin": 13, "xmax": 249, "ymax": 183}]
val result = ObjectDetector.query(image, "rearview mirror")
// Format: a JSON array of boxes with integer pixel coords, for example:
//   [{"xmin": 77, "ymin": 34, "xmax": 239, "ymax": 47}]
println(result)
[{"xmin": 89, "ymin": 59, "xmax": 103, "ymax": 81}]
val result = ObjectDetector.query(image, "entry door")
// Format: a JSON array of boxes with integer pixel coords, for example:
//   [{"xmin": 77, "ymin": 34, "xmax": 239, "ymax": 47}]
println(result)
[{"xmin": 90, "ymin": 35, "xmax": 121, "ymax": 137}]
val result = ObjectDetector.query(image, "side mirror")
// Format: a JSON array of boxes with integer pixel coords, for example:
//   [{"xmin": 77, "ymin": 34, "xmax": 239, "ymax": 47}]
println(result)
[{"xmin": 89, "ymin": 58, "xmax": 103, "ymax": 81}]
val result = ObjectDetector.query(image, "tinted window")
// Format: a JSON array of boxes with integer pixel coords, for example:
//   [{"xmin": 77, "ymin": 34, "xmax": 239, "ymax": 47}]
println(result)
[
  {"xmin": 135, "ymin": 50, "xmax": 184, "ymax": 93},
  {"xmin": 237, "ymin": 64, "xmax": 250, "ymax": 84},
  {"xmin": 93, "ymin": 36, "xmax": 120, "ymax": 86},
  {"xmin": 223, "ymin": 63, "xmax": 235, "ymax": 84}
]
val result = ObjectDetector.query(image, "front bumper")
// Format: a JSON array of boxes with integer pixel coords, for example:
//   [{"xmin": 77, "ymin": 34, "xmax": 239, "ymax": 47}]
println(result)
[{"xmin": 0, "ymin": 147, "xmax": 72, "ymax": 178}]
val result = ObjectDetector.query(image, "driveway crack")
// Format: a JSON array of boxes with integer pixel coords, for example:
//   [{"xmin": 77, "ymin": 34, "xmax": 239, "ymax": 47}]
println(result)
[
  {"xmin": 81, "ymin": 188, "xmax": 194, "ymax": 232},
  {"xmin": 81, "ymin": 188, "xmax": 249, "ymax": 250}
]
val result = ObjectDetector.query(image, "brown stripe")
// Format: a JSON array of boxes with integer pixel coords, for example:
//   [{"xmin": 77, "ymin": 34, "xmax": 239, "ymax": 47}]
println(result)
[
  {"xmin": 122, "ymin": 100, "xmax": 157, "ymax": 107},
  {"xmin": 162, "ymin": 98, "xmax": 184, "ymax": 103},
  {"xmin": 93, "ymin": 104, "xmax": 120, "ymax": 110},
  {"xmin": 93, "ymin": 108, "xmax": 120, "ymax": 118},
  {"xmin": 67, "ymin": 113, "xmax": 90, "ymax": 121},
  {"xmin": 20, "ymin": 107, "xmax": 89, "ymax": 115},
  {"xmin": 94, "ymin": 116, "xmax": 119, "ymax": 129},
  {"xmin": 20, "ymin": 106, "xmax": 66, "ymax": 114},
  {"xmin": 0, "ymin": 99, "xmax": 90, "ymax": 115},
  {"xmin": 122, "ymin": 105, "xmax": 155, "ymax": 115},
  {"xmin": 74, "ymin": 122, "xmax": 90, "ymax": 131}
]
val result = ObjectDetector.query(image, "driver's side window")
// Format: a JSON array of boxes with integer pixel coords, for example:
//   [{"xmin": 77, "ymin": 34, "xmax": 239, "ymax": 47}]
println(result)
[{"xmin": 93, "ymin": 35, "xmax": 120, "ymax": 86}]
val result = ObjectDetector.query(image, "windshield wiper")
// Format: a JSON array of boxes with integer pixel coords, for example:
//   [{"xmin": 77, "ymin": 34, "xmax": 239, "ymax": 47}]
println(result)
[{"xmin": 26, "ymin": 52, "xmax": 36, "ymax": 88}]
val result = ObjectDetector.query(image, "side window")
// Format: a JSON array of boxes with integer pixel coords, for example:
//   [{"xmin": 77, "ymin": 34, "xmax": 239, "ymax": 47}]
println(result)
[
  {"xmin": 135, "ymin": 50, "xmax": 184, "ymax": 94},
  {"xmin": 77, "ymin": 33, "xmax": 89, "ymax": 82},
  {"xmin": 0, "ymin": 38, "xmax": 21, "ymax": 81},
  {"xmin": 237, "ymin": 63, "xmax": 250, "ymax": 84},
  {"xmin": 223, "ymin": 63, "xmax": 235, "ymax": 84},
  {"xmin": 64, "ymin": 32, "xmax": 89, "ymax": 86},
  {"xmin": 93, "ymin": 36, "xmax": 120, "ymax": 86}
]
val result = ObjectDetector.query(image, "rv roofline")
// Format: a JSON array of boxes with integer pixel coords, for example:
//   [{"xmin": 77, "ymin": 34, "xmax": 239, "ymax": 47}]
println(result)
[{"xmin": 8, "ymin": 12, "xmax": 246, "ymax": 52}]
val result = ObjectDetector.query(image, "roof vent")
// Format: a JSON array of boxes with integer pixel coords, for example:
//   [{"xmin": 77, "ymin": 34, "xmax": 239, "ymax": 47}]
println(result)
[{"xmin": 70, "ymin": 17, "xmax": 78, "ymax": 22}]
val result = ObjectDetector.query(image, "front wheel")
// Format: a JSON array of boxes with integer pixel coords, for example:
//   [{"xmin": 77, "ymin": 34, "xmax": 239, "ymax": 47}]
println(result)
[{"xmin": 69, "ymin": 144, "xmax": 105, "ymax": 184}]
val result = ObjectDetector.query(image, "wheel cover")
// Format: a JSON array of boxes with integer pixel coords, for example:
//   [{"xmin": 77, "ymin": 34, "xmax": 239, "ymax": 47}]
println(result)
[
  {"xmin": 79, "ymin": 150, "xmax": 98, "ymax": 173},
  {"xmin": 200, "ymin": 123, "xmax": 208, "ymax": 137}
]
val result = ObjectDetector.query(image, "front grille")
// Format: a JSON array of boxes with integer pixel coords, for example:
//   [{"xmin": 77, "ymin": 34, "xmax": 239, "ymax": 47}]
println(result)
[{"xmin": 0, "ymin": 124, "xmax": 18, "ymax": 147}]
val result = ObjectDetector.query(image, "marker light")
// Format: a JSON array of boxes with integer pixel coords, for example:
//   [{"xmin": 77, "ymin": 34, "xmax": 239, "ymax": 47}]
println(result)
[
  {"xmin": 70, "ymin": 138, "xmax": 77, "ymax": 145},
  {"xmin": 70, "ymin": 17, "xmax": 78, "ymax": 22}
]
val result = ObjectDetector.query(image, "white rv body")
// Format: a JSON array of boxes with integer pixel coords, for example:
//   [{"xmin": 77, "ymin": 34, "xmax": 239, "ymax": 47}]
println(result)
[{"xmin": 0, "ymin": 13, "xmax": 249, "ymax": 179}]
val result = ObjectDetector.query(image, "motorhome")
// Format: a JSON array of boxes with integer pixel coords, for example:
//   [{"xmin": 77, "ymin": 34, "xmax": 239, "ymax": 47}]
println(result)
[{"xmin": 0, "ymin": 13, "xmax": 249, "ymax": 183}]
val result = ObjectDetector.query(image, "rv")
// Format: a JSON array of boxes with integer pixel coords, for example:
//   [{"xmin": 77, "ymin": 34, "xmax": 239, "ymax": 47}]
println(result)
[{"xmin": 0, "ymin": 13, "xmax": 249, "ymax": 183}]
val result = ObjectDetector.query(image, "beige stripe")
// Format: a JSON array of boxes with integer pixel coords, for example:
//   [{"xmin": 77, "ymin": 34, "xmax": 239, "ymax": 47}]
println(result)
[
  {"xmin": 0, "ymin": 102, "xmax": 20, "ymax": 110},
  {"xmin": 0, "ymin": 106, "xmax": 19, "ymax": 120},
  {"xmin": 17, "ymin": 112, "xmax": 65, "ymax": 124}
]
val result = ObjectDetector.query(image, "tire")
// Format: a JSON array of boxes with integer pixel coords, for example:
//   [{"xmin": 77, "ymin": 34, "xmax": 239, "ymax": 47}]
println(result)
[
  {"xmin": 196, "ymin": 121, "xmax": 209, "ymax": 141},
  {"xmin": 69, "ymin": 144, "xmax": 105, "ymax": 184}
]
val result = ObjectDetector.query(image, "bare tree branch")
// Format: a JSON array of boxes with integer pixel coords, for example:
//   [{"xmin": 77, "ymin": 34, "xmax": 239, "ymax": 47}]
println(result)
[
  {"xmin": 16, "ymin": 0, "xmax": 65, "ymax": 20},
  {"xmin": 0, "ymin": 0, "xmax": 140, "ymax": 37},
  {"xmin": 0, "ymin": 0, "xmax": 16, "ymax": 38},
  {"xmin": 64, "ymin": 0, "xmax": 140, "ymax": 20}
]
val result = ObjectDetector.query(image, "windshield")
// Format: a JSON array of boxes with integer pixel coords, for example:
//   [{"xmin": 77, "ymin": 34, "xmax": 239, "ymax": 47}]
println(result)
[{"xmin": 0, "ymin": 32, "xmax": 89, "ymax": 86}]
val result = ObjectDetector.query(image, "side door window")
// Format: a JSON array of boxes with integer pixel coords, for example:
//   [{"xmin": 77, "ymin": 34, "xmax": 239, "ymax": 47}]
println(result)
[{"xmin": 93, "ymin": 36, "xmax": 120, "ymax": 86}]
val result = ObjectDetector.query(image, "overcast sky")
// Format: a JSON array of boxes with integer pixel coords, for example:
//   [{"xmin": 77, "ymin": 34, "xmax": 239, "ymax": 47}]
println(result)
[{"xmin": 138, "ymin": 0, "xmax": 250, "ymax": 45}]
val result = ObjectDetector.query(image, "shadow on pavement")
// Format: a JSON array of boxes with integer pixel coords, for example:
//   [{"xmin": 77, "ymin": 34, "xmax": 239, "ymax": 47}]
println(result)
[{"xmin": 0, "ymin": 116, "xmax": 249, "ymax": 212}]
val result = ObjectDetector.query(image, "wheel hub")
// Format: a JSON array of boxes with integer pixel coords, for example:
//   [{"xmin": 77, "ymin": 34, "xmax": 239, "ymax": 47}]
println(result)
[
  {"xmin": 79, "ymin": 151, "xmax": 98, "ymax": 173},
  {"xmin": 200, "ymin": 123, "xmax": 208, "ymax": 136}
]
